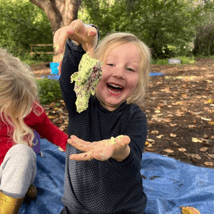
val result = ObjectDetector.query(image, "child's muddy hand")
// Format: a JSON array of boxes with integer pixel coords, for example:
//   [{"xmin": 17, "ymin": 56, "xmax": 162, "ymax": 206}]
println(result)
[
  {"xmin": 66, "ymin": 19, "xmax": 98, "ymax": 57},
  {"xmin": 68, "ymin": 135, "xmax": 130, "ymax": 162},
  {"xmin": 53, "ymin": 25, "xmax": 70, "ymax": 54},
  {"xmin": 68, "ymin": 136, "xmax": 113, "ymax": 161}
]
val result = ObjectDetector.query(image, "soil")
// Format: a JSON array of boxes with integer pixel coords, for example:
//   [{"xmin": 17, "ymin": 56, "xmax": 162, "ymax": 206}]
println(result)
[{"xmin": 31, "ymin": 59, "xmax": 214, "ymax": 169}]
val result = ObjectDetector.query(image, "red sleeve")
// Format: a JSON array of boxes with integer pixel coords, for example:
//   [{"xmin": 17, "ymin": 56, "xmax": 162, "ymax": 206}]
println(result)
[{"xmin": 24, "ymin": 102, "xmax": 68, "ymax": 151}]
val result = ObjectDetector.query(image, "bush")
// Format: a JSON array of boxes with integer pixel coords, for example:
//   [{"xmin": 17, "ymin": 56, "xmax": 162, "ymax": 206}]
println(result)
[
  {"xmin": 36, "ymin": 78, "xmax": 62, "ymax": 105},
  {"xmin": 151, "ymin": 58, "xmax": 169, "ymax": 65},
  {"xmin": 0, "ymin": 0, "xmax": 52, "ymax": 58},
  {"xmin": 179, "ymin": 56, "xmax": 195, "ymax": 64},
  {"xmin": 151, "ymin": 56, "xmax": 195, "ymax": 65},
  {"xmin": 193, "ymin": 25, "xmax": 214, "ymax": 56}
]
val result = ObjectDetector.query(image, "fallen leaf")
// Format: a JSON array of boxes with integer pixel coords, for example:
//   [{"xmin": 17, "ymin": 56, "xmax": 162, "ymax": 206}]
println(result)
[
  {"xmin": 181, "ymin": 206, "xmax": 201, "ymax": 214},
  {"xmin": 192, "ymin": 138, "xmax": 202, "ymax": 143},
  {"xmin": 206, "ymin": 80, "xmax": 213, "ymax": 83},
  {"xmin": 49, "ymin": 102, "xmax": 55, "ymax": 108},
  {"xmin": 172, "ymin": 101, "xmax": 183, "ymax": 105},
  {"xmin": 147, "ymin": 138, "xmax": 155, "ymax": 143},
  {"xmin": 164, "ymin": 149, "xmax": 174, "ymax": 153},
  {"xmin": 170, "ymin": 133, "xmax": 177, "ymax": 138},
  {"xmin": 150, "ymin": 130, "xmax": 159, "ymax": 135},
  {"xmin": 164, "ymin": 118, "xmax": 171, "ymax": 123},
  {"xmin": 199, "ymin": 147, "xmax": 209, "ymax": 152},
  {"xmin": 208, "ymin": 121, "xmax": 214, "ymax": 125},
  {"xmin": 172, "ymin": 142, "xmax": 180, "ymax": 147},
  {"xmin": 170, "ymin": 123, "xmax": 177, "ymax": 127},
  {"xmin": 191, "ymin": 154, "xmax": 201, "ymax": 160},
  {"xmin": 204, "ymin": 162, "xmax": 214, "ymax": 167},
  {"xmin": 188, "ymin": 125, "xmax": 196, "ymax": 128},
  {"xmin": 204, "ymin": 98, "xmax": 213, "ymax": 104},
  {"xmin": 146, "ymin": 148, "xmax": 154, "ymax": 152},
  {"xmin": 178, "ymin": 148, "xmax": 187, "ymax": 152},
  {"xmin": 201, "ymin": 117, "xmax": 212, "ymax": 121},
  {"xmin": 156, "ymin": 135, "xmax": 164, "ymax": 139},
  {"xmin": 161, "ymin": 86, "xmax": 170, "ymax": 93},
  {"xmin": 203, "ymin": 134, "xmax": 209, "ymax": 139},
  {"xmin": 208, "ymin": 154, "xmax": 214, "ymax": 159},
  {"xmin": 145, "ymin": 141, "xmax": 152, "ymax": 147},
  {"xmin": 193, "ymin": 120, "xmax": 197, "ymax": 124}
]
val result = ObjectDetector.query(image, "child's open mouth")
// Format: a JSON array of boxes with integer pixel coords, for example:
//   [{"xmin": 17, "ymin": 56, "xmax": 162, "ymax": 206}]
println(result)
[{"xmin": 107, "ymin": 83, "xmax": 123, "ymax": 94}]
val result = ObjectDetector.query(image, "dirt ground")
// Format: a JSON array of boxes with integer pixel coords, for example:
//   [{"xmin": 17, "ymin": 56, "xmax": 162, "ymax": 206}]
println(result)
[{"xmin": 31, "ymin": 59, "xmax": 214, "ymax": 169}]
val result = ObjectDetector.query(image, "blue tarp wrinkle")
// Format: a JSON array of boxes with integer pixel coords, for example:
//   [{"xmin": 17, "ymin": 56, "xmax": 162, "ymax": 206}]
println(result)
[{"xmin": 19, "ymin": 139, "xmax": 214, "ymax": 214}]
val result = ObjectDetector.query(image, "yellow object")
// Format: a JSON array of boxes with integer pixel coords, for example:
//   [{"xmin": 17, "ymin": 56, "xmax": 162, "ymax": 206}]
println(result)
[
  {"xmin": 181, "ymin": 206, "xmax": 201, "ymax": 214},
  {"xmin": 205, "ymin": 98, "xmax": 213, "ymax": 104},
  {"xmin": 53, "ymin": 44, "xmax": 60, "ymax": 53},
  {"xmin": 0, "ymin": 191, "xmax": 24, "ymax": 214},
  {"xmin": 71, "ymin": 53, "xmax": 102, "ymax": 113}
]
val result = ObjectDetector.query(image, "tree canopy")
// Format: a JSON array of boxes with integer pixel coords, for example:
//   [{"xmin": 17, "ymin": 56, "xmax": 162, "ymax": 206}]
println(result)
[{"xmin": 0, "ymin": 0, "xmax": 213, "ymax": 58}]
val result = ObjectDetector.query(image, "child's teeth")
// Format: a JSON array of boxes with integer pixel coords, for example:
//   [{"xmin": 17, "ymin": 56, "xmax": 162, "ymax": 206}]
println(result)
[{"xmin": 109, "ymin": 84, "xmax": 121, "ymax": 89}]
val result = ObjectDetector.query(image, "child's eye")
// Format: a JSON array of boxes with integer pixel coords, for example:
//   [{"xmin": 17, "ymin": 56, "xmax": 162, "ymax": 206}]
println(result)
[
  {"xmin": 107, "ymin": 63, "xmax": 114, "ymax": 67},
  {"xmin": 126, "ymin": 67, "xmax": 135, "ymax": 72}
]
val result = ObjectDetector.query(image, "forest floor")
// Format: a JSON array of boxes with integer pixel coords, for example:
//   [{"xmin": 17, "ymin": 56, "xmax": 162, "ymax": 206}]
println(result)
[{"xmin": 31, "ymin": 58, "xmax": 214, "ymax": 169}]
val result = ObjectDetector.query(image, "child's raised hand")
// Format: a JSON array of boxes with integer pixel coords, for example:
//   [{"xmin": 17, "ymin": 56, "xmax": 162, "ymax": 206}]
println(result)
[
  {"xmin": 68, "ymin": 135, "xmax": 131, "ymax": 162},
  {"xmin": 53, "ymin": 19, "xmax": 98, "ymax": 57}
]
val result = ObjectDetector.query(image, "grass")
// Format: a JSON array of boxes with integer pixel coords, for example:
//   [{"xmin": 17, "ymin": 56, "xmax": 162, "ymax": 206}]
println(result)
[
  {"xmin": 23, "ymin": 59, "xmax": 45, "ymax": 66},
  {"xmin": 22, "ymin": 54, "xmax": 53, "ymax": 66},
  {"xmin": 151, "ymin": 56, "xmax": 196, "ymax": 65}
]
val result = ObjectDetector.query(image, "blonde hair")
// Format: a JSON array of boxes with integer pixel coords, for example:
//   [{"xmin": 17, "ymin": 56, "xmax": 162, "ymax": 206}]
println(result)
[
  {"xmin": 0, "ymin": 48, "xmax": 43, "ymax": 146},
  {"xmin": 94, "ymin": 32, "xmax": 151, "ymax": 107}
]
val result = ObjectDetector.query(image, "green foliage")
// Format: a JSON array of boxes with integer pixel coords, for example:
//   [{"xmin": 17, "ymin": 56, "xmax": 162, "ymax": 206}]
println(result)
[
  {"xmin": 0, "ymin": 0, "xmax": 211, "ymax": 60},
  {"xmin": 152, "ymin": 56, "xmax": 195, "ymax": 65},
  {"xmin": 23, "ymin": 59, "xmax": 44, "ymax": 66},
  {"xmin": 193, "ymin": 24, "xmax": 214, "ymax": 56},
  {"xmin": 80, "ymin": 0, "xmax": 203, "ymax": 59},
  {"xmin": 179, "ymin": 56, "xmax": 195, "ymax": 64},
  {"xmin": 29, "ymin": 53, "xmax": 54, "ymax": 62},
  {"xmin": 151, "ymin": 58, "xmax": 168, "ymax": 65},
  {"xmin": 36, "ymin": 78, "xmax": 63, "ymax": 105},
  {"xmin": 0, "ymin": 0, "xmax": 52, "ymax": 58}
]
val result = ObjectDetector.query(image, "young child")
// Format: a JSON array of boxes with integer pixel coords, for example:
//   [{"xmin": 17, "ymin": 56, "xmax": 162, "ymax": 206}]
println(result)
[
  {"xmin": 54, "ymin": 19, "xmax": 151, "ymax": 214},
  {"xmin": 0, "ymin": 48, "xmax": 68, "ymax": 214}
]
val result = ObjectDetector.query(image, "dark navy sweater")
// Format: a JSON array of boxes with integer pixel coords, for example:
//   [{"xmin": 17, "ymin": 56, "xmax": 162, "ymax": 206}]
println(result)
[{"xmin": 59, "ymin": 40, "xmax": 148, "ymax": 214}]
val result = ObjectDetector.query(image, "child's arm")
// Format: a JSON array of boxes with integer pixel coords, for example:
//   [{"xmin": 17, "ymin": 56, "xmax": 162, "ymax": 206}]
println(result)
[
  {"xmin": 68, "ymin": 135, "xmax": 131, "ymax": 162},
  {"xmin": 24, "ymin": 103, "xmax": 68, "ymax": 151},
  {"xmin": 54, "ymin": 20, "xmax": 98, "ymax": 115},
  {"xmin": 68, "ymin": 109, "xmax": 147, "ymax": 163},
  {"xmin": 53, "ymin": 19, "xmax": 98, "ymax": 71}
]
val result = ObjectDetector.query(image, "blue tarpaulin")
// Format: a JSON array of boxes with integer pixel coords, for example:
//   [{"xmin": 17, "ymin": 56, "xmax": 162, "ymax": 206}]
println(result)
[{"xmin": 19, "ymin": 139, "xmax": 214, "ymax": 214}]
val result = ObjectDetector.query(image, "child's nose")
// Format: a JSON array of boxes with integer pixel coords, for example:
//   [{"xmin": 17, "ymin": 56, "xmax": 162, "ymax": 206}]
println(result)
[{"xmin": 114, "ymin": 67, "xmax": 125, "ymax": 79}]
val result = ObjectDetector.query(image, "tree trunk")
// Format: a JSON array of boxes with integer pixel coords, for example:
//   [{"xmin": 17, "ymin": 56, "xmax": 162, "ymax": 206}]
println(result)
[{"xmin": 30, "ymin": 0, "xmax": 82, "ymax": 36}]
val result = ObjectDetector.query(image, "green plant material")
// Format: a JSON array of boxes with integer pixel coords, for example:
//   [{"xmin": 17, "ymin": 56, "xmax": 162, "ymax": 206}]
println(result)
[
  {"xmin": 152, "ymin": 56, "xmax": 196, "ymax": 65},
  {"xmin": 80, "ymin": 0, "xmax": 203, "ymax": 59},
  {"xmin": 193, "ymin": 24, "xmax": 214, "ymax": 56},
  {"xmin": 71, "ymin": 53, "xmax": 102, "ymax": 113},
  {"xmin": 151, "ymin": 59, "xmax": 168, "ymax": 65},
  {"xmin": 0, "ymin": 0, "xmax": 52, "ymax": 58},
  {"xmin": 36, "ymin": 78, "xmax": 63, "ymax": 105},
  {"xmin": 23, "ymin": 59, "xmax": 44, "ymax": 66},
  {"xmin": 179, "ymin": 56, "xmax": 195, "ymax": 64}
]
